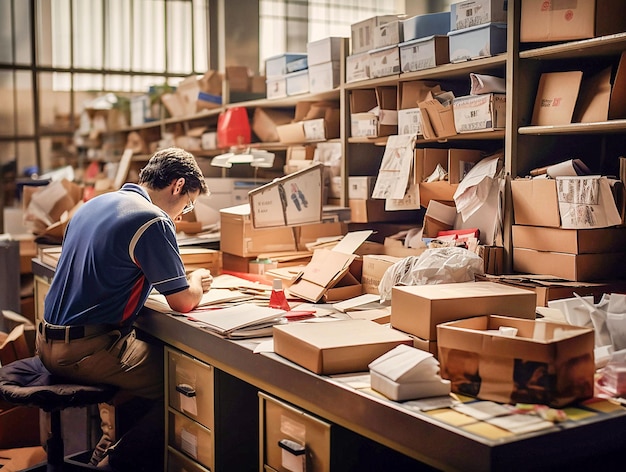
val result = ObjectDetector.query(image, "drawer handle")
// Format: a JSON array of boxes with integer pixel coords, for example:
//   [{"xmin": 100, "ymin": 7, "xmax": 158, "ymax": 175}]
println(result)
[
  {"xmin": 278, "ymin": 439, "xmax": 305, "ymax": 456},
  {"xmin": 176, "ymin": 383, "xmax": 196, "ymax": 397}
]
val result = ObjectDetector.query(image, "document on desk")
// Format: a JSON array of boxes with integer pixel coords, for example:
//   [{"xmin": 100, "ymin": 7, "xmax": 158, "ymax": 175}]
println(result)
[
  {"xmin": 145, "ymin": 288, "xmax": 253, "ymax": 313},
  {"xmin": 186, "ymin": 303, "xmax": 286, "ymax": 338}
]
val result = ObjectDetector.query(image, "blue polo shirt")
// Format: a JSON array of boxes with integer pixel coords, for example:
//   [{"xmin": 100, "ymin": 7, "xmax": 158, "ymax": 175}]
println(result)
[{"xmin": 44, "ymin": 183, "xmax": 189, "ymax": 327}]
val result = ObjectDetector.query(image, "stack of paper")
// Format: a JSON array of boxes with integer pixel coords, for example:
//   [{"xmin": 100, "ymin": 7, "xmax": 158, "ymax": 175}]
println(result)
[
  {"xmin": 369, "ymin": 344, "xmax": 450, "ymax": 401},
  {"xmin": 144, "ymin": 288, "xmax": 253, "ymax": 314},
  {"xmin": 186, "ymin": 303, "xmax": 286, "ymax": 338}
]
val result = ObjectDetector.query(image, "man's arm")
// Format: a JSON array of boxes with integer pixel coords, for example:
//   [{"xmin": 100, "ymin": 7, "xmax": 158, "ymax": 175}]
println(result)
[{"xmin": 165, "ymin": 268, "xmax": 213, "ymax": 313}]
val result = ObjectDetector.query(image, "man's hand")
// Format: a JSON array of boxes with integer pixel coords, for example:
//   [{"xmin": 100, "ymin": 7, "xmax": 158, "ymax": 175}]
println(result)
[{"xmin": 189, "ymin": 268, "xmax": 213, "ymax": 293}]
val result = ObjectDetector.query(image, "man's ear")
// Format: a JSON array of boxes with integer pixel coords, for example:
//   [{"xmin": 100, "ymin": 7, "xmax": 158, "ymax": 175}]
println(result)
[{"xmin": 172, "ymin": 177, "xmax": 185, "ymax": 195}]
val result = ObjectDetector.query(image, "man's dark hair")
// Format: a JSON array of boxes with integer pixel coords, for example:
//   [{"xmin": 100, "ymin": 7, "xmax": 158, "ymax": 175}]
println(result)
[{"xmin": 138, "ymin": 147, "xmax": 208, "ymax": 194}]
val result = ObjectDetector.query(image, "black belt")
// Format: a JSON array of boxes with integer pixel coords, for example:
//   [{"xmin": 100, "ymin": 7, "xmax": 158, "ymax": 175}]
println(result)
[{"xmin": 39, "ymin": 322, "xmax": 122, "ymax": 341}]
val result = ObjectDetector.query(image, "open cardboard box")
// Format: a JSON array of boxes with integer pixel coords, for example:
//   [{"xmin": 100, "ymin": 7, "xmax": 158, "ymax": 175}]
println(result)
[
  {"xmin": 437, "ymin": 315, "xmax": 595, "ymax": 407},
  {"xmin": 288, "ymin": 230, "xmax": 372, "ymax": 303},
  {"xmin": 418, "ymin": 90, "xmax": 457, "ymax": 140}
]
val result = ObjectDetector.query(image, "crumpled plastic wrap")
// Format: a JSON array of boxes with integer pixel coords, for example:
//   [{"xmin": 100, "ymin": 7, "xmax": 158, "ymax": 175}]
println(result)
[{"xmin": 378, "ymin": 247, "xmax": 485, "ymax": 302}]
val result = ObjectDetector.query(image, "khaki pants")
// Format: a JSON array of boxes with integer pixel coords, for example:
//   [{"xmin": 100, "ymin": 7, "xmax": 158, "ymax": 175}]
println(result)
[{"xmin": 36, "ymin": 325, "xmax": 164, "ymax": 470}]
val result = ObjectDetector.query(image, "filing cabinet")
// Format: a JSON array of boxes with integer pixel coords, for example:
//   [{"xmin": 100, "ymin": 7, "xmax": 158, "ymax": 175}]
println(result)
[
  {"xmin": 259, "ymin": 392, "xmax": 331, "ymax": 472},
  {"xmin": 168, "ymin": 448, "xmax": 211, "ymax": 472},
  {"xmin": 166, "ymin": 347, "xmax": 215, "ymax": 471}
]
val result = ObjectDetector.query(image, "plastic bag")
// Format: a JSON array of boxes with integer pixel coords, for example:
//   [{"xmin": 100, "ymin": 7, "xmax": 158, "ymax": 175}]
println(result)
[{"xmin": 378, "ymin": 247, "xmax": 484, "ymax": 302}]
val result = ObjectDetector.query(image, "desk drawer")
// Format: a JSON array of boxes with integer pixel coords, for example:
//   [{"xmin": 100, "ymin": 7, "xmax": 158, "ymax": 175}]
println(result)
[
  {"xmin": 168, "ymin": 410, "xmax": 214, "ymax": 470},
  {"xmin": 259, "ymin": 392, "xmax": 331, "ymax": 472},
  {"xmin": 167, "ymin": 448, "xmax": 211, "ymax": 472},
  {"xmin": 167, "ymin": 347, "xmax": 214, "ymax": 429}
]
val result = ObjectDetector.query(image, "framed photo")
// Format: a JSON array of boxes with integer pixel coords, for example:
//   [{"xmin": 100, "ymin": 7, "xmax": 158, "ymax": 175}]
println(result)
[{"xmin": 249, "ymin": 163, "xmax": 324, "ymax": 229}]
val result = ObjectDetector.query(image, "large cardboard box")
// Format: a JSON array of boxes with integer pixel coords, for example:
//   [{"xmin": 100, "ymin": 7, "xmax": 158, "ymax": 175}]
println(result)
[
  {"xmin": 273, "ymin": 319, "xmax": 413, "ymax": 374},
  {"xmin": 512, "ymin": 225, "xmax": 626, "ymax": 254},
  {"xmin": 520, "ymin": 0, "xmax": 626, "ymax": 43},
  {"xmin": 391, "ymin": 281, "xmax": 537, "ymax": 340},
  {"xmin": 414, "ymin": 148, "xmax": 448, "ymax": 183},
  {"xmin": 252, "ymin": 107, "xmax": 294, "ymax": 143},
  {"xmin": 397, "ymin": 81, "xmax": 440, "ymax": 135},
  {"xmin": 510, "ymin": 178, "xmax": 560, "ymax": 227},
  {"xmin": 219, "ymin": 204, "xmax": 297, "ymax": 258},
  {"xmin": 448, "ymin": 22, "xmax": 507, "ymax": 63},
  {"xmin": 437, "ymin": 315, "xmax": 595, "ymax": 407},
  {"xmin": 512, "ymin": 247, "xmax": 626, "ymax": 282}
]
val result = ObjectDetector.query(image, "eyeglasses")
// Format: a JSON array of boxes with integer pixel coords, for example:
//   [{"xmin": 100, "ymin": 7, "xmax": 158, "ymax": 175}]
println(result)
[{"xmin": 181, "ymin": 195, "xmax": 195, "ymax": 215}]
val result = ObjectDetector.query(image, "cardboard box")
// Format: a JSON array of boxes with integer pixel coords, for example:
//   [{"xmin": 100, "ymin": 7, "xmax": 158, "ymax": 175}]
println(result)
[
  {"xmin": 303, "ymin": 107, "xmax": 340, "ymax": 141},
  {"xmin": 531, "ymin": 71, "xmax": 583, "ymax": 126},
  {"xmin": 308, "ymin": 61, "xmax": 341, "ymax": 94},
  {"xmin": 510, "ymin": 178, "xmax": 561, "ymax": 227},
  {"xmin": 351, "ymin": 15, "xmax": 399, "ymax": 54},
  {"xmin": 345, "ymin": 51, "xmax": 370, "ymax": 83},
  {"xmin": 418, "ymin": 91, "xmax": 457, "ymax": 140},
  {"xmin": 0, "ymin": 446, "xmax": 47, "ymax": 470},
  {"xmin": 219, "ymin": 204, "xmax": 297, "ymax": 258},
  {"xmin": 373, "ymin": 20, "xmax": 403, "ymax": 49},
  {"xmin": 448, "ymin": 148, "xmax": 484, "ymax": 184},
  {"xmin": 520, "ymin": 0, "xmax": 626, "ymax": 43},
  {"xmin": 437, "ymin": 315, "xmax": 595, "ymax": 407},
  {"xmin": 288, "ymin": 231, "xmax": 371, "ymax": 303},
  {"xmin": 361, "ymin": 254, "xmax": 400, "ymax": 294},
  {"xmin": 350, "ymin": 89, "xmax": 378, "ymax": 137},
  {"xmin": 398, "ymin": 81, "xmax": 440, "ymax": 136},
  {"xmin": 408, "ymin": 335, "xmax": 438, "ymax": 358},
  {"xmin": 349, "ymin": 199, "xmax": 419, "ymax": 224},
  {"xmin": 448, "ymin": 22, "xmax": 507, "ymax": 63},
  {"xmin": 399, "ymin": 35, "xmax": 449, "ymax": 73},
  {"xmin": 450, "ymin": 0, "xmax": 508, "ymax": 31},
  {"xmin": 348, "ymin": 176, "xmax": 377, "ymax": 200},
  {"xmin": 286, "ymin": 70, "xmax": 310, "ymax": 96},
  {"xmin": 307, "ymin": 37, "xmax": 344, "ymax": 65},
  {"xmin": 391, "ymin": 281, "xmax": 537, "ymax": 340},
  {"xmin": 265, "ymin": 53, "xmax": 308, "ymax": 77},
  {"xmin": 0, "ymin": 406, "xmax": 41, "ymax": 449},
  {"xmin": 273, "ymin": 319, "xmax": 413, "ymax": 374},
  {"xmin": 376, "ymin": 86, "xmax": 398, "ymax": 136},
  {"xmin": 225, "ymin": 66, "xmax": 250, "ymax": 92},
  {"xmin": 414, "ymin": 148, "xmax": 448, "ymax": 183},
  {"xmin": 252, "ymin": 107, "xmax": 294, "ymax": 143},
  {"xmin": 266, "ymin": 76, "xmax": 287, "ymax": 99},
  {"xmin": 453, "ymin": 93, "xmax": 506, "ymax": 133},
  {"xmin": 402, "ymin": 11, "xmax": 451, "ymax": 41},
  {"xmin": 419, "ymin": 181, "xmax": 458, "ymax": 207},
  {"xmin": 369, "ymin": 45, "xmax": 400, "ymax": 78},
  {"xmin": 512, "ymin": 225, "xmax": 626, "ymax": 254},
  {"xmin": 512, "ymin": 247, "xmax": 626, "ymax": 282}
]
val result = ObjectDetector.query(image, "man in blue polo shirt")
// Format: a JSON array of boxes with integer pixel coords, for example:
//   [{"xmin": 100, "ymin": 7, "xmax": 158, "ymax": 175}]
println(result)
[{"xmin": 35, "ymin": 147, "xmax": 213, "ymax": 471}]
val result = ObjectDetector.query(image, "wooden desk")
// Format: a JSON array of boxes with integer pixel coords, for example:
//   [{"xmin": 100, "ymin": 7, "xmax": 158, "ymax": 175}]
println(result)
[{"xmin": 32, "ymin": 258, "xmax": 626, "ymax": 471}]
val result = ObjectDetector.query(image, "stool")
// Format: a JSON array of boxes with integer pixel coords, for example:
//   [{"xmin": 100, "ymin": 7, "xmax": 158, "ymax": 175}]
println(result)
[{"xmin": 0, "ymin": 356, "xmax": 118, "ymax": 471}]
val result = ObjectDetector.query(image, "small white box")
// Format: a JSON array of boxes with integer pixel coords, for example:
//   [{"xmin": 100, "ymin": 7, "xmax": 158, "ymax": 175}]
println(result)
[
  {"xmin": 369, "ymin": 45, "xmax": 400, "ymax": 78},
  {"xmin": 448, "ymin": 22, "xmax": 507, "ymax": 63},
  {"xmin": 308, "ymin": 61, "xmax": 340, "ymax": 94},
  {"xmin": 130, "ymin": 95, "xmax": 151, "ymax": 126},
  {"xmin": 399, "ymin": 35, "xmax": 449, "ymax": 73},
  {"xmin": 398, "ymin": 108, "xmax": 422, "ymax": 136},
  {"xmin": 453, "ymin": 93, "xmax": 506, "ymax": 133},
  {"xmin": 350, "ymin": 114, "xmax": 378, "ymax": 138},
  {"xmin": 450, "ymin": 0, "xmax": 508, "ymax": 31},
  {"xmin": 266, "ymin": 76, "xmax": 287, "ymax": 99},
  {"xmin": 286, "ymin": 70, "xmax": 310, "ymax": 96},
  {"xmin": 373, "ymin": 20, "xmax": 403, "ymax": 49},
  {"xmin": 348, "ymin": 176, "xmax": 377, "ymax": 199},
  {"xmin": 307, "ymin": 37, "xmax": 344, "ymax": 66},
  {"xmin": 345, "ymin": 52, "xmax": 370, "ymax": 83},
  {"xmin": 265, "ymin": 53, "xmax": 307, "ymax": 77}
]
